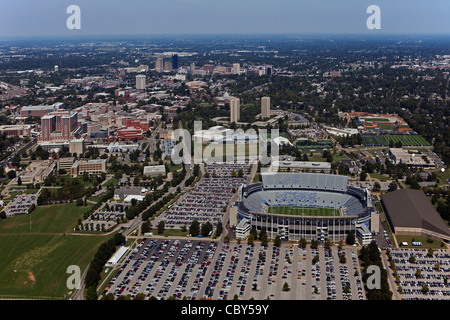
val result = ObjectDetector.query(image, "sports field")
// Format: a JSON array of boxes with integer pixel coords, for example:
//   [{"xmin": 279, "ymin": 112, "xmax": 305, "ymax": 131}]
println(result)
[
  {"xmin": 361, "ymin": 134, "xmax": 430, "ymax": 147},
  {"xmin": 268, "ymin": 206, "xmax": 339, "ymax": 216},
  {"xmin": 0, "ymin": 202, "xmax": 110, "ymax": 299}
]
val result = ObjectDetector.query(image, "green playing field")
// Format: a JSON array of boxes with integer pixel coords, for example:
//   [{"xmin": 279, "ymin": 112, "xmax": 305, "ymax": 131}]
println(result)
[{"xmin": 268, "ymin": 206, "xmax": 339, "ymax": 216}]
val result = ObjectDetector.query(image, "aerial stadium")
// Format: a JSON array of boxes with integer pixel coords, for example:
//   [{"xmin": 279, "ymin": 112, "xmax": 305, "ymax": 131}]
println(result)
[{"xmin": 233, "ymin": 172, "xmax": 379, "ymax": 244}]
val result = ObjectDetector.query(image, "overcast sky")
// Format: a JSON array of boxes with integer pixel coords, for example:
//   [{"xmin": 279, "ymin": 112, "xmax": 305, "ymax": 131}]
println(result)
[{"xmin": 1, "ymin": 0, "xmax": 449, "ymax": 38}]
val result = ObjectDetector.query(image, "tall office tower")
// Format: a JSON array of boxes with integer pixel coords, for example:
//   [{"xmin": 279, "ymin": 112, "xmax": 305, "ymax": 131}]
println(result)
[
  {"xmin": 155, "ymin": 57, "xmax": 164, "ymax": 72},
  {"xmin": 190, "ymin": 62, "xmax": 196, "ymax": 71},
  {"xmin": 164, "ymin": 61, "xmax": 173, "ymax": 72},
  {"xmin": 261, "ymin": 96, "xmax": 271, "ymax": 119},
  {"xmin": 136, "ymin": 74, "xmax": 146, "ymax": 90},
  {"xmin": 230, "ymin": 97, "xmax": 240, "ymax": 123},
  {"xmin": 41, "ymin": 114, "xmax": 56, "ymax": 141},
  {"xmin": 232, "ymin": 63, "xmax": 240, "ymax": 75},
  {"xmin": 265, "ymin": 66, "xmax": 272, "ymax": 76},
  {"xmin": 172, "ymin": 54, "xmax": 179, "ymax": 70}
]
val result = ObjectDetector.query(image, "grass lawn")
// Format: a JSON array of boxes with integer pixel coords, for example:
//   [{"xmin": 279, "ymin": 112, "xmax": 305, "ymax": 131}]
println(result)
[
  {"xmin": 0, "ymin": 202, "xmax": 109, "ymax": 299},
  {"xmin": 0, "ymin": 234, "xmax": 106, "ymax": 299},
  {"xmin": 369, "ymin": 173, "xmax": 390, "ymax": 182},
  {"xmin": 150, "ymin": 228, "xmax": 189, "ymax": 237},
  {"xmin": 395, "ymin": 235, "xmax": 446, "ymax": 249},
  {"xmin": 268, "ymin": 206, "xmax": 339, "ymax": 216},
  {"xmin": 0, "ymin": 202, "xmax": 93, "ymax": 235}
]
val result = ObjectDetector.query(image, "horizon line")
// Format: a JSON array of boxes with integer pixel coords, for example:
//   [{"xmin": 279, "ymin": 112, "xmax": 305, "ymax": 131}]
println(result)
[{"xmin": 2, "ymin": 32, "xmax": 450, "ymax": 41}]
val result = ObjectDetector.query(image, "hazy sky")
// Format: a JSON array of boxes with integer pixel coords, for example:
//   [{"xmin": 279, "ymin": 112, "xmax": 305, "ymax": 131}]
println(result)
[{"xmin": 1, "ymin": 0, "xmax": 449, "ymax": 38}]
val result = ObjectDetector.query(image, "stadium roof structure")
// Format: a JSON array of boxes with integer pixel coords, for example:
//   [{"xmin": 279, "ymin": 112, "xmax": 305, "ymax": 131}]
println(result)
[{"xmin": 381, "ymin": 188, "xmax": 450, "ymax": 240}]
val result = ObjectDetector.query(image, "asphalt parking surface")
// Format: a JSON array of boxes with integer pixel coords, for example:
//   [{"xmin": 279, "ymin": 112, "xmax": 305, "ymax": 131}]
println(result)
[{"xmin": 104, "ymin": 239, "xmax": 366, "ymax": 300}]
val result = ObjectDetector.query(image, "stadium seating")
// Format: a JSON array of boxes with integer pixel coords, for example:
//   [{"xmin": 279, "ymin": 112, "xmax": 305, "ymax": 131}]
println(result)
[
  {"xmin": 243, "ymin": 173, "xmax": 364, "ymax": 216},
  {"xmin": 261, "ymin": 172, "xmax": 348, "ymax": 192}
]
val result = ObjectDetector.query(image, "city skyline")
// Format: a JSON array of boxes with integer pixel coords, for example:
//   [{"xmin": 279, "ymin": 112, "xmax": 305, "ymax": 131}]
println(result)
[{"xmin": 1, "ymin": 0, "xmax": 450, "ymax": 38}]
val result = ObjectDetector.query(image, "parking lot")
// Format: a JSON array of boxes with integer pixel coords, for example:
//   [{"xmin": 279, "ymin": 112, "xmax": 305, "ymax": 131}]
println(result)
[
  {"xmin": 4, "ymin": 193, "xmax": 37, "ymax": 217},
  {"xmin": 162, "ymin": 162, "xmax": 251, "ymax": 229},
  {"xmin": 387, "ymin": 248, "xmax": 450, "ymax": 300},
  {"xmin": 103, "ymin": 239, "xmax": 366, "ymax": 300}
]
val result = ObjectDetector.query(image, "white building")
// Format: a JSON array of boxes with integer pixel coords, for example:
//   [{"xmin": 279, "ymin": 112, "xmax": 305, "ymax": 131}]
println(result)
[
  {"xmin": 105, "ymin": 246, "xmax": 129, "ymax": 266},
  {"xmin": 232, "ymin": 63, "xmax": 240, "ymax": 75},
  {"xmin": 143, "ymin": 165, "xmax": 166, "ymax": 177},
  {"xmin": 235, "ymin": 218, "xmax": 251, "ymax": 240},
  {"xmin": 261, "ymin": 96, "xmax": 271, "ymax": 119},
  {"xmin": 136, "ymin": 74, "xmax": 146, "ymax": 90},
  {"xmin": 230, "ymin": 97, "xmax": 240, "ymax": 123}
]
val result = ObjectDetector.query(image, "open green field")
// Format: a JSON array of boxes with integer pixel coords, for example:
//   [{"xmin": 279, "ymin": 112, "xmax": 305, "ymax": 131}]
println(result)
[
  {"xmin": 0, "ymin": 202, "xmax": 108, "ymax": 299},
  {"xmin": 396, "ymin": 235, "xmax": 446, "ymax": 249},
  {"xmin": 362, "ymin": 134, "xmax": 430, "ymax": 147},
  {"xmin": 268, "ymin": 206, "xmax": 339, "ymax": 216},
  {"xmin": 0, "ymin": 202, "xmax": 93, "ymax": 235}
]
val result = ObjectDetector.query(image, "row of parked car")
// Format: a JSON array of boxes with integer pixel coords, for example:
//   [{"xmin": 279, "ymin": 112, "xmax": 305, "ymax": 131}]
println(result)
[{"xmin": 390, "ymin": 248, "xmax": 450, "ymax": 300}]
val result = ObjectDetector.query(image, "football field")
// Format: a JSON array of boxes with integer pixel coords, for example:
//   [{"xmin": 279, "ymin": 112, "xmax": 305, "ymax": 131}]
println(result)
[{"xmin": 268, "ymin": 206, "xmax": 339, "ymax": 216}]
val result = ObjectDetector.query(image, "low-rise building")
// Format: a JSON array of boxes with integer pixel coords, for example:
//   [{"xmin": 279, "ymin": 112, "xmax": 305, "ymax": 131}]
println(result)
[
  {"xmin": 20, "ymin": 160, "xmax": 56, "ymax": 184},
  {"xmin": 0, "ymin": 124, "xmax": 33, "ymax": 137},
  {"xmin": 235, "ymin": 218, "xmax": 251, "ymax": 240},
  {"xmin": 113, "ymin": 186, "xmax": 142, "ymax": 201},
  {"xmin": 71, "ymin": 159, "xmax": 107, "ymax": 177},
  {"xmin": 269, "ymin": 160, "xmax": 332, "ymax": 173},
  {"xmin": 388, "ymin": 148, "xmax": 435, "ymax": 168},
  {"xmin": 143, "ymin": 165, "xmax": 166, "ymax": 178},
  {"xmin": 57, "ymin": 157, "xmax": 75, "ymax": 172}
]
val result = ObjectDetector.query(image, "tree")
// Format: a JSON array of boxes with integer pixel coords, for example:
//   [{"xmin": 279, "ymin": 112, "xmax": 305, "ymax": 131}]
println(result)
[
  {"xmin": 157, "ymin": 220, "xmax": 165, "ymax": 234},
  {"xmin": 201, "ymin": 221, "xmax": 213, "ymax": 237},
  {"xmin": 189, "ymin": 219, "xmax": 200, "ymax": 237},
  {"xmin": 388, "ymin": 181, "xmax": 398, "ymax": 192},
  {"xmin": 85, "ymin": 285, "xmax": 98, "ymax": 300},
  {"xmin": 339, "ymin": 281, "xmax": 349, "ymax": 293},
  {"xmin": 298, "ymin": 238, "xmax": 307, "ymax": 248},
  {"xmin": 282, "ymin": 282, "xmax": 290, "ymax": 291},
  {"xmin": 248, "ymin": 234, "xmax": 255, "ymax": 246},
  {"xmin": 360, "ymin": 170, "xmax": 367, "ymax": 181},
  {"xmin": 346, "ymin": 231, "xmax": 355, "ymax": 245},
  {"xmin": 260, "ymin": 233, "xmax": 269, "ymax": 246},
  {"xmin": 17, "ymin": 176, "xmax": 22, "ymax": 186},
  {"xmin": 7, "ymin": 170, "xmax": 16, "ymax": 179},
  {"xmin": 373, "ymin": 182, "xmax": 381, "ymax": 192},
  {"xmin": 312, "ymin": 255, "xmax": 319, "ymax": 264},
  {"xmin": 415, "ymin": 268, "xmax": 421, "ymax": 279},
  {"xmin": 215, "ymin": 221, "xmax": 223, "ymax": 237},
  {"xmin": 141, "ymin": 221, "xmax": 150, "ymax": 234},
  {"xmin": 274, "ymin": 235, "xmax": 281, "ymax": 247}
]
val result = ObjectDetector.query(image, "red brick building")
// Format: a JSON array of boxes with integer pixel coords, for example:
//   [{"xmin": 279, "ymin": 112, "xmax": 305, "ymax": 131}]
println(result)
[
  {"xmin": 117, "ymin": 127, "xmax": 143, "ymax": 141},
  {"xmin": 126, "ymin": 118, "xmax": 150, "ymax": 132}
]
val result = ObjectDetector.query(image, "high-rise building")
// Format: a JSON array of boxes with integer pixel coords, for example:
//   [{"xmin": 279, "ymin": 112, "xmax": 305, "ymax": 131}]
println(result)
[
  {"xmin": 155, "ymin": 57, "xmax": 164, "ymax": 73},
  {"xmin": 232, "ymin": 63, "xmax": 240, "ymax": 75},
  {"xmin": 136, "ymin": 74, "xmax": 146, "ymax": 90},
  {"xmin": 230, "ymin": 97, "xmax": 240, "ymax": 123},
  {"xmin": 164, "ymin": 61, "xmax": 173, "ymax": 72},
  {"xmin": 172, "ymin": 54, "xmax": 179, "ymax": 70},
  {"xmin": 41, "ymin": 110, "xmax": 79, "ymax": 142},
  {"xmin": 41, "ymin": 114, "xmax": 56, "ymax": 142},
  {"xmin": 261, "ymin": 96, "xmax": 271, "ymax": 119}
]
